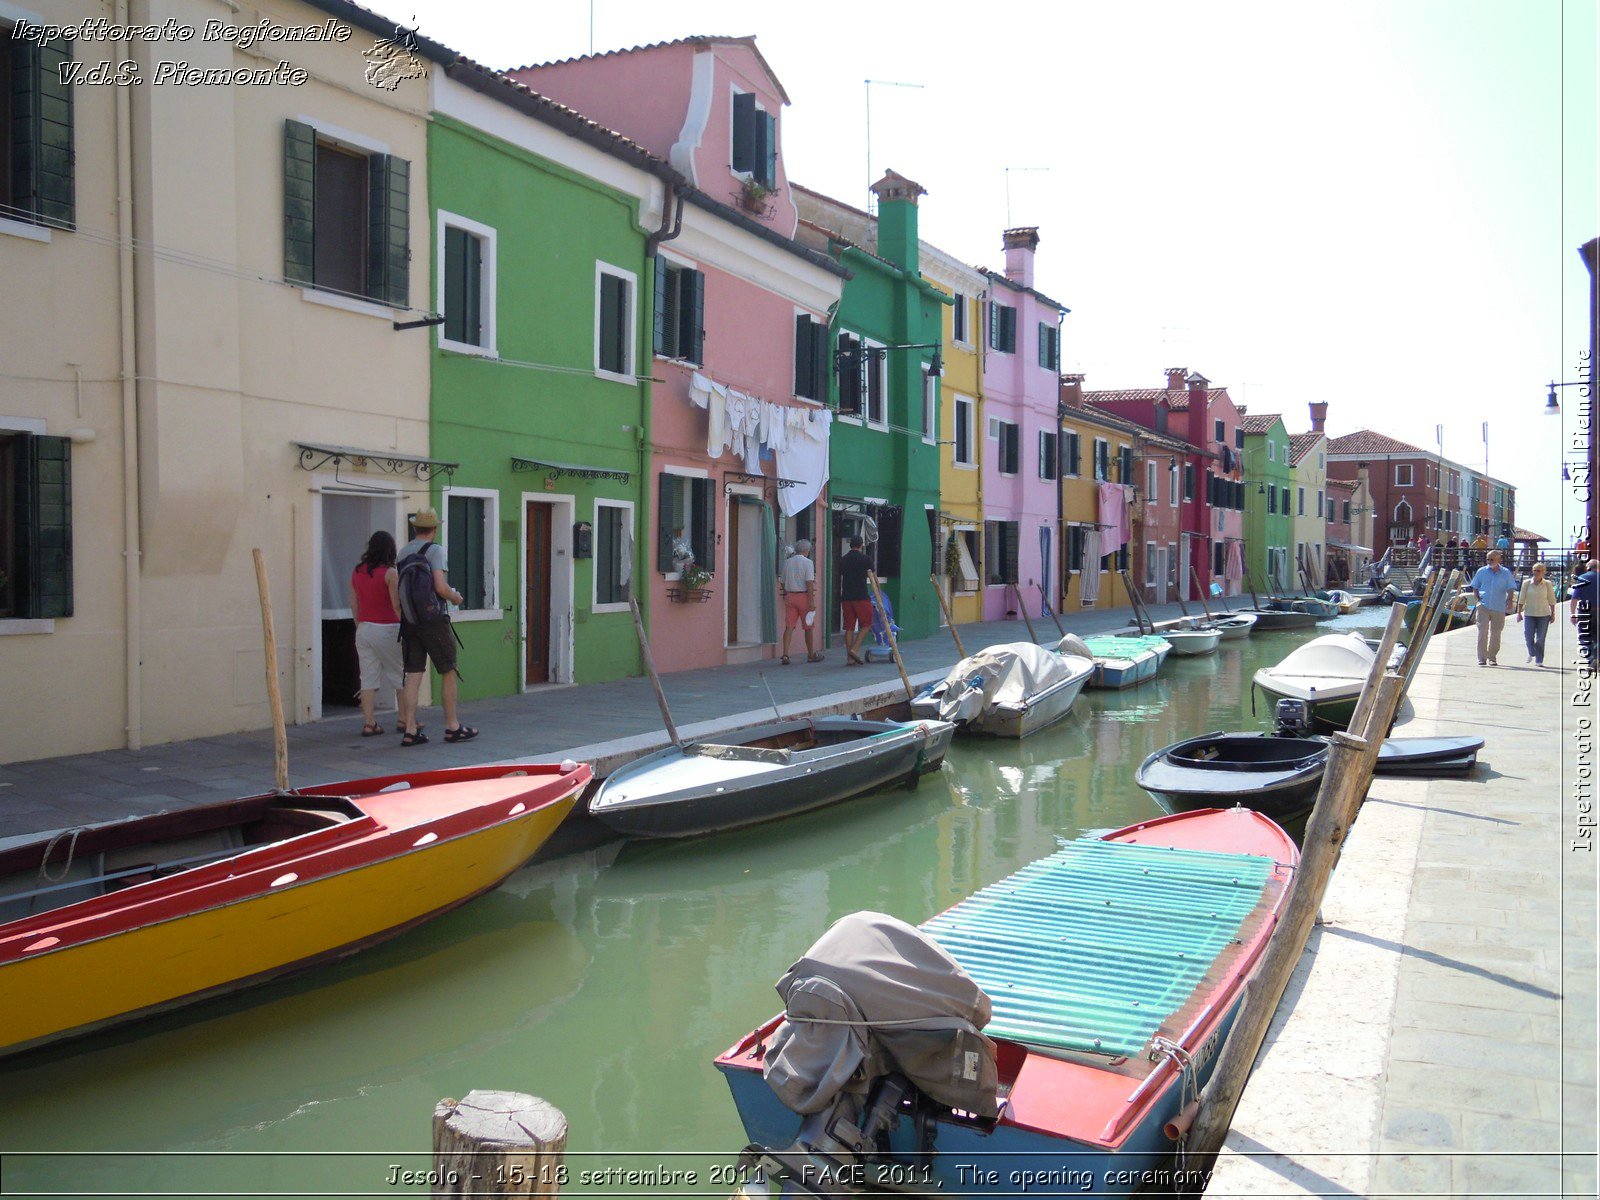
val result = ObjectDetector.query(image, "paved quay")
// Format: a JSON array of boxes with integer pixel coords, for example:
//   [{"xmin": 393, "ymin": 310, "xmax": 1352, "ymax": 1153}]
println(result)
[
  {"xmin": 1209, "ymin": 620, "xmax": 1598, "ymax": 1198},
  {"xmin": 0, "ymin": 600, "xmax": 1198, "ymax": 844}
]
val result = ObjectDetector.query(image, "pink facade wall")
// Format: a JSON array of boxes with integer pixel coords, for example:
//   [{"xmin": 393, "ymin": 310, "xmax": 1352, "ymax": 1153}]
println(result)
[
  {"xmin": 1207, "ymin": 391, "xmax": 1245, "ymax": 596},
  {"xmin": 982, "ymin": 274, "xmax": 1064, "ymax": 621},
  {"xmin": 507, "ymin": 43, "xmax": 695, "ymax": 164}
]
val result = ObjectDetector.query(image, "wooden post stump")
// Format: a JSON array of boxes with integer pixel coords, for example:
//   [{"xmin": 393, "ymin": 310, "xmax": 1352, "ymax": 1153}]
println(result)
[{"xmin": 432, "ymin": 1091, "xmax": 568, "ymax": 1198}]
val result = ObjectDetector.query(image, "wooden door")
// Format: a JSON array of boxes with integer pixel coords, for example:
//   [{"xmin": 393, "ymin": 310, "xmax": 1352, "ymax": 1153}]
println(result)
[{"xmin": 525, "ymin": 502, "xmax": 552, "ymax": 685}]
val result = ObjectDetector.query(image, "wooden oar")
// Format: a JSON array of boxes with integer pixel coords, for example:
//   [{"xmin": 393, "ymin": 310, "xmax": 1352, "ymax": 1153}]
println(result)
[
  {"xmin": 629, "ymin": 594, "xmax": 681, "ymax": 747},
  {"xmin": 251, "ymin": 549, "xmax": 290, "ymax": 794},
  {"xmin": 1038, "ymin": 583, "xmax": 1065, "ymax": 636},
  {"xmin": 869, "ymin": 571, "xmax": 915, "ymax": 700},
  {"xmin": 929, "ymin": 576, "xmax": 967, "ymax": 659}
]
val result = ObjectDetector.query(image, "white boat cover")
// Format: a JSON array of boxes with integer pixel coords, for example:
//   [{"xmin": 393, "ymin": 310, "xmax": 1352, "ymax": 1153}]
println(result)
[
  {"xmin": 938, "ymin": 641, "xmax": 1082, "ymax": 711},
  {"xmin": 1056, "ymin": 633, "xmax": 1093, "ymax": 660},
  {"xmin": 764, "ymin": 912, "xmax": 998, "ymax": 1117},
  {"xmin": 1270, "ymin": 632, "xmax": 1376, "ymax": 681}
]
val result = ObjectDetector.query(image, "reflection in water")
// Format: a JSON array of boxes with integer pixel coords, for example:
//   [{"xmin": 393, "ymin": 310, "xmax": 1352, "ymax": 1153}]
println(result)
[{"xmin": 0, "ymin": 615, "xmax": 1382, "ymax": 1195}]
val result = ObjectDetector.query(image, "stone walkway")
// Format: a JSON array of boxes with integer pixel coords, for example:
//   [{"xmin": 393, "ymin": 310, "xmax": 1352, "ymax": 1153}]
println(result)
[
  {"xmin": 0, "ymin": 600, "xmax": 1195, "ymax": 844},
  {"xmin": 1209, "ymin": 619, "xmax": 1598, "ymax": 1197}
]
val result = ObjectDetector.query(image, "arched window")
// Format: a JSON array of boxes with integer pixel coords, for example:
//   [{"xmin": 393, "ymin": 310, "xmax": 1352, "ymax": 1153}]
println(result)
[{"xmin": 1395, "ymin": 500, "xmax": 1412, "ymax": 523}]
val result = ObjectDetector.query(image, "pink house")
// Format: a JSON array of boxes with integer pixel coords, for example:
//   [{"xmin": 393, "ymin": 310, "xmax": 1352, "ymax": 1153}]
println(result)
[
  {"xmin": 511, "ymin": 38, "xmax": 847, "ymax": 670},
  {"xmin": 979, "ymin": 228, "xmax": 1069, "ymax": 620}
]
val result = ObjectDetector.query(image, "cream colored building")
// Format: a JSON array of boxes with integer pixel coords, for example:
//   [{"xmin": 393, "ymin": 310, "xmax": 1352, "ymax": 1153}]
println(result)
[
  {"xmin": 2, "ymin": 0, "xmax": 436, "ymax": 762},
  {"xmin": 1288, "ymin": 402, "xmax": 1331, "ymax": 586}
]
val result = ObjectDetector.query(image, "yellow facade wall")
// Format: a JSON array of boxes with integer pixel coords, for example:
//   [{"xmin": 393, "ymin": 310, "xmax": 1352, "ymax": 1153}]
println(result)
[
  {"xmin": 923, "ymin": 262, "xmax": 985, "ymax": 626},
  {"xmin": 1059, "ymin": 411, "xmax": 1136, "ymax": 614}
]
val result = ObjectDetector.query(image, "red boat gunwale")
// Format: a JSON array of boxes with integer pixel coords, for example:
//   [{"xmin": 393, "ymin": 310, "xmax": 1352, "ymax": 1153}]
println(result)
[{"xmin": 716, "ymin": 806, "xmax": 1299, "ymax": 1150}]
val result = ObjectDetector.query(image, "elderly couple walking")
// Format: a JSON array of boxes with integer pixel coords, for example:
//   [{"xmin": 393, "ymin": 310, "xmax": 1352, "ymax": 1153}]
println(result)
[
  {"xmin": 1469, "ymin": 551, "xmax": 1559, "ymax": 667},
  {"xmin": 778, "ymin": 536, "xmax": 878, "ymax": 667}
]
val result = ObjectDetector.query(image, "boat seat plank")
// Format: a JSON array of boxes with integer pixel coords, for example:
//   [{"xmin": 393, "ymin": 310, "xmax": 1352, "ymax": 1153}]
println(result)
[{"xmin": 923, "ymin": 839, "xmax": 1275, "ymax": 1060}]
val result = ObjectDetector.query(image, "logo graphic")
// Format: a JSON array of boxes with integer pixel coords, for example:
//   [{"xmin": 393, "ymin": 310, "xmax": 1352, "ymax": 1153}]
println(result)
[{"xmin": 363, "ymin": 20, "xmax": 425, "ymax": 90}]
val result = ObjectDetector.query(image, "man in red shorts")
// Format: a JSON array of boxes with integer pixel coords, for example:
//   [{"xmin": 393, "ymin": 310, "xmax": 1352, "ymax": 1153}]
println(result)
[
  {"xmin": 838, "ymin": 534, "xmax": 874, "ymax": 665},
  {"xmin": 779, "ymin": 539, "xmax": 821, "ymax": 664}
]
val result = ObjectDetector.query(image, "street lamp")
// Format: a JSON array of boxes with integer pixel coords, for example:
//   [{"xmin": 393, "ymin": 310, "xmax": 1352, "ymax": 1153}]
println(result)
[{"xmin": 1547, "ymin": 380, "xmax": 1589, "ymax": 413}]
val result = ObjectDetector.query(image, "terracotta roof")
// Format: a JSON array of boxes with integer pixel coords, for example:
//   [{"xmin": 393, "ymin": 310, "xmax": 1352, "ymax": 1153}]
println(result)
[
  {"xmin": 1084, "ymin": 386, "xmax": 1185, "ymax": 408},
  {"xmin": 507, "ymin": 35, "xmax": 791, "ymax": 104},
  {"xmin": 1327, "ymin": 477, "xmax": 1358, "ymax": 493},
  {"xmin": 1513, "ymin": 527, "xmax": 1549, "ymax": 542},
  {"xmin": 1238, "ymin": 414, "xmax": 1285, "ymax": 435},
  {"xmin": 1327, "ymin": 430, "xmax": 1430, "ymax": 457},
  {"xmin": 1288, "ymin": 432, "xmax": 1324, "ymax": 465}
]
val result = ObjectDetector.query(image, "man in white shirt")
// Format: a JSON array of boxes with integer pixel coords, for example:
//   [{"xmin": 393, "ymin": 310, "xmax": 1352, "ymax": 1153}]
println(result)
[{"xmin": 779, "ymin": 540, "xmax": 821, "ymax": 664}]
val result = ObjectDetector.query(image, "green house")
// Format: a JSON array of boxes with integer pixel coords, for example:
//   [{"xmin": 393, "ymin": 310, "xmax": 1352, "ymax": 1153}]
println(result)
[
  {"xmin": 794, "ymin": 172, "xmax": 947, "ymax": 641},
  {"xmin": 425, "ymin": 71, "xmax": 676, "ymax": 696},
  {"xmin": 1240, "ymin": 414, "xmax": 1294, "ymax": 591}
]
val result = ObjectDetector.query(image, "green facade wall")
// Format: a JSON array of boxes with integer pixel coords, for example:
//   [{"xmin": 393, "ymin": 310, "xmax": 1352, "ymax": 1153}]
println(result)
[
  {"xmin": 1242, "ymin": 419, "xmax": 1294, "ymax": 592},
  {"xmin": 427, "ymin": 114, "xmax": 648, "ymax": 699}
]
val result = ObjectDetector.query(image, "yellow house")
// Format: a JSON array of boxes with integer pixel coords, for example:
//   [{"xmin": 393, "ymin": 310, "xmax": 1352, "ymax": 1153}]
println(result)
[
  {"xmin": 1058, "ymin": 395, "xmax": 1145, "ymax": 614},
  {"xmin": 920, "ymin": 248, "xmax": 987, "ymax": 625},
  {"xmin": 1, "ymin": 0, "xmax": 440, "ymax": 761}
]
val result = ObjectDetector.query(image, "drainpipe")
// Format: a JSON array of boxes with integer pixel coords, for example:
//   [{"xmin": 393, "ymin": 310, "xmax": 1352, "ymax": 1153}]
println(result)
[
  {"xmin": 115, "ymin": 1, "xmax": 142, "ymax": 750},
  {"xmin": 1055, "ymin": 307, "xmax": 1066, "ymax": 614},
  {"xmin": 636, "ymin": 179, "xmax": 684, "ymax": 670},
  {"xmin": 974, "ymin": 288, "xmax": 986, "ymax": 615}
]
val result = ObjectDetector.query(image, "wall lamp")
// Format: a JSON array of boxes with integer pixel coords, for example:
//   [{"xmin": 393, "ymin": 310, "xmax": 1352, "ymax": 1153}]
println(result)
[
  {"xmin": 838, "ymin": 343, "xmax": 943, "ymax": 378},
  {"xmin": 1547, "ymin": 380, "xmax": 1590, "ymax": 414}
]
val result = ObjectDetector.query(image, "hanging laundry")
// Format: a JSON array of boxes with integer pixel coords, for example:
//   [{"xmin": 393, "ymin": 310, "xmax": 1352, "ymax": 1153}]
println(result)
[
  {"xmin": 689, "ymin": 372, "xmax": 713, "ymax": 409},
  {"xmin": 1097, "ymin": 483, "xmax": 1128, "ymax": 553},
  {"xmin": 706, "ymin": 385, "xmax": 730, "ymax": 458},
  {"xmin": 777, "ymin": 410, "xmax": 831, "ymax": 517}
]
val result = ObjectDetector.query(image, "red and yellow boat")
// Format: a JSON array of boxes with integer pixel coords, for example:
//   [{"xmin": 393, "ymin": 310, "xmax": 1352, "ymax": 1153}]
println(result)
[{"xmin": 0, "ymin": 761, "xmax": 588, "ymax": 1058}]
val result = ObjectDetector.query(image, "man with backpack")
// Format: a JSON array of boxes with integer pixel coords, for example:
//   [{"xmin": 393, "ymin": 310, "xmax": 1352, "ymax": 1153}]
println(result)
[{"xmin": 396, "ymin": 508, "xmax": 478, "ymax": 746}]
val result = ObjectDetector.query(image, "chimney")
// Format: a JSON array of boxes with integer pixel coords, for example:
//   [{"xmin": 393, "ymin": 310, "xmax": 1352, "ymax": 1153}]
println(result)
[
  {"xmin": 870, "ymin": 170, "xmax": 926, "ymax": 272},
  {"xmin": 1309, "ymin": 401, "xmax": 1328, "ymax": 434},
  {"xmin": 1003, "ymin": 227, "xmax": 1039, "ymax": 288},
  {"xmin": 1165, "ymin": 367, "xmax": 1189, "ymax": 392},
  {"xmin": 1185, "ymin": 370, "xmax": 1209, "ymax": 451},
  {"xmin": 1061, "ymin": 373, "xmax": 1086, "ymax": 409}
]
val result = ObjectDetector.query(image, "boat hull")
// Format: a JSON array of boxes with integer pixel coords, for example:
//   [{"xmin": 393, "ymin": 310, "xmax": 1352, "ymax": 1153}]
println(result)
[
  {"xmin": 1242, "ymin": 608, "xmax": 1320, "ymax": 631},
  {"xmin": 1254, "ymin": 679, "xmax": 1360, "ymax": 732},
  {"xmin": 1137, "ymin": 736, "xmax": 1327, "ymax": 822},
  {"xmin": 1164, "ymin": 629, "xmax": 1222, "ymax": 656},
  {"xmin": 1212, "ymin": 614, "xmax": 1257, "ymax": 640},
  {"xmin": 0, "ymin": 768, "xmax": 583, "ymax": 1057},
  {"xmin": 965, "ymin": 661, "xmax": 1093, "ymax": 739},
  {"xmin": 589, "ymin": 718, "xmax": 952, "ymax": 839}
]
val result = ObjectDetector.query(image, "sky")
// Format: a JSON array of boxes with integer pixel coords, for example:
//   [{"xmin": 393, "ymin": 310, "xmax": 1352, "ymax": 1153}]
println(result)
[{"xmin": 395, "ymin": 0, "xmax": 1596, "ymax": 540}]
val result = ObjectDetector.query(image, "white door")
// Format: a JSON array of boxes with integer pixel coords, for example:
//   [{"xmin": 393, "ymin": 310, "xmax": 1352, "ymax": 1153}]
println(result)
[{"xmin": 732, "ymin": 500, "xmax": 763, "ymax": 645}]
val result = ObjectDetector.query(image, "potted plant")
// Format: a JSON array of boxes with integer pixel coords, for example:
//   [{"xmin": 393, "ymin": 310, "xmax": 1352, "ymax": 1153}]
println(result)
[{"xmin": 739, "ymin": 177, "xmax": 774, "ymax": 216}]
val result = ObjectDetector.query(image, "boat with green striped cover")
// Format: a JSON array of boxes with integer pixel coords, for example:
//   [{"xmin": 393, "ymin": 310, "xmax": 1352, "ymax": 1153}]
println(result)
[{"xmin": 1080, "ymin": 633, "xmax": 1172, "ymax": 689}]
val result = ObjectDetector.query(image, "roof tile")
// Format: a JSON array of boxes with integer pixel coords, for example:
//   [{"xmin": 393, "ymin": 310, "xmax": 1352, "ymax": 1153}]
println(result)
[{"xmin": 1327, "ymin": 429, "xmax": 1431, "ymax": 457}]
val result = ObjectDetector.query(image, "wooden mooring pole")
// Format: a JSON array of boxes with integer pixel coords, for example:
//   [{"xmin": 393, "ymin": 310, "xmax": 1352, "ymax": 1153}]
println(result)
[
  {"xmin": 1039, "ymin": 582, "xmax": 1066, "ymax": 636},
  {"xmin": 868, "ymin": 570, "xmax": 915, "ymax": 700},
  {"xmin": 930, "ymin": 576, "xmax": 967, "ymax": 659},
  {"xmin": 251, "ymin": 548, "xmax": 290, "ymax": 794},
  {"xmin": 1191, "ymin": 568, "xmax": 1216, "ymax": 623},
  {"xmin": 1010, "ymin": 582, "xmax": 1039, "ymax": 642},
  {"xmin": 432, "ymin": 1091, "xmax": 567, "ymax": 1198},
  {"xmin": 629, "ymin": 595, "xmax": 681, "ymax": 747}
]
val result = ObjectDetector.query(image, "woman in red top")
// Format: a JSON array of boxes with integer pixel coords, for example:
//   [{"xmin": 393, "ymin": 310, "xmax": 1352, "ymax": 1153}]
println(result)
[{"xmin": 348, "ymin": 531, "xmax": 404, "ymax": 736}]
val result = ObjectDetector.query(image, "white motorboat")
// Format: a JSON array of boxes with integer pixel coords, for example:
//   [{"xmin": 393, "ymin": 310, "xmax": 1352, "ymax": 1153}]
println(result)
[
  {"xmin": 1162, "ymin": 626, "xmax": 1222, "ymax": 656},
  {"xmin": 1209, "ymin": 612, "xmax": 1257, "ymax": 639},
  {"xmin": 1252, "ymin": 632, "xmax": 1396, "ymax": 732},
  {"xmin": 910, "ymin": 642, "xmax": 1095, "ymax": 739}
]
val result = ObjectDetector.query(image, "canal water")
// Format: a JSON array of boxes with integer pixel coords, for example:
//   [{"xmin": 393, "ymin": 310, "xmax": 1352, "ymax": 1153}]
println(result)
[{"xmin": 0, "ymin": 615, "xmax": 1384, "ymax": 1197}]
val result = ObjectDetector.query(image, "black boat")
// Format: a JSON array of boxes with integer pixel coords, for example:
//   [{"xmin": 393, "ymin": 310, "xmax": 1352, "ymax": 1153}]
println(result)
[{"xmin": 1136, "ymin": 733, "xmax": 1328, "ymax": 822}]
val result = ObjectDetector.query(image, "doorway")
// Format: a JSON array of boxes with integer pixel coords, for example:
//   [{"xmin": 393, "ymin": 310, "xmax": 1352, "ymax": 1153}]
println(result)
[
  {"xmin": 727, "ymin": 493, "xmax": 774, "ymax": 648},
  {"xmin": 318, "ymin": 491, "xmax": 402, "ymax": 713},
  {"xmin": 525, "ymin": 501, "xmax": 553, "ymax": 684}
]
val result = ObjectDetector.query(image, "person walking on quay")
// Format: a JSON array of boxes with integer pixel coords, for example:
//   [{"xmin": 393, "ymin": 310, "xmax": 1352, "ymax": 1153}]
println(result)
[
  {"xmin": 838, "ymin": 535, "xmax": 874, "ymax": 666},
  {"xmin": 779, "ymin": 539, "xmax": 822, "ymax": 665},
  {"xmin": 1571, "ymin": 559, "xmax": 1599, "ymax": 667},
  {"xmin": 1470, "ymin": 531, "xmax": 1489, "ymax": 571},
  {"xmin": 1516, "ymin": 561, "xmax": 1558, "ymax": 667},
  {"xmin": 396, "ymin": 508, "xmax": 477, "ymax": 746},
  {"xmin": 1468, "ymin": 549, "xmax": 1518, "ymax": 667},
  {"xmin": 349, "ymin": 531, "xmax": 404, "ymax": 735}
]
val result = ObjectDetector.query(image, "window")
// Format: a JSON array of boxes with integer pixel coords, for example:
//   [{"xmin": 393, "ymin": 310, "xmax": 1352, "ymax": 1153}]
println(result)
[
  {"xmin": 438, "ymin": 213, "xmax": 496, "ymax": 355},
  {"xmin": 731, "ymin": 93, "xmax": 777, "ymax": 188},
  {"xmin": 1267, "ymin": 441, "xmax": 1275, "ymax": 463},
  {"xmin": 1297, "ymin": 487, "xmax": 1305, "ymax": 516},
  {"xmin": 1145, "ymin": 542, "xmax": 1158, "ymax": 585},
  {"xmin": 1170, "ymin": 463, "xmax": 1180, "ymax": 507},
  {"xmin": 863, "ymin": 340, "xmax": 887, "ymax": 427},
  {"xmin": 658, "ymin": 473, "xmax": 715, "ymax": 574},
  {"xmin": 1147, "ymin": 460, "xmax": 1158, "ymax": 501},
  {"xmin": 1065, "ymin": 524, "xmax": 1085, "ymax": 573},
  {"xmin": 1, "ymin": 27, "xmax": 73, "ymax": 233},
  {"xmin": 444, "ymin": 488, "xmax": 497, "ymax": 615},
  {"xmin": 594, "ymin": 263, "xmax": 635, "ymax": 380},
  {"xmin": 953, "ymin": 396, "xmax": 975, "ymax": 466},
  {"xmin": 988, "ymin": 302, "xmax": 1016, "ymax": 353},
  {"xmin": 952, "ymin": 528, "xmax": 981, "ymax": 592},
  {"xmin": 1118, "ymin": 446, "xmax": 1133, "ymax": 484},
  {"xmin": 1037, "ymin": 322, "xmax": 1060, "ymax": 370},
  {"xmin": 836, "ymin": 332, "xmax": 862, "ymax": 415},
  {"xmin": 921, "ymin": 366, "xmax": 938, "ymax": 443},
  {"xmin": 793, "ymin": 313, "xmax": 828, "ymax": 400},
  {"xmin": 1234, "ymin": 427, "xmax": 1243, "ymax": 450},
  {"xmin": 1062, "ymin": 430, "xmax": 1082, "ymax": 476},
  {"xmin": 1038, "ymin": 431, "xmax": 1058, "ymax": 480},
  {"xmin": 952, "ymin": 292, "xmax": 968, "ymax": 343},
  {"xmin": 1266, "ymin": 484, "xmax": 1277, "ymax": 514},
  {"xmin": 1327, "ymin": 498, "xmax": 1336, "ymax": 521},
  {"xmin": 593, "ymin": 500, "xmax": 632, "ymax": 612},
  {"xmin": 1183, "ymin": 463, "xmax": 1195, "ymax": 501},
  {"xmin": 283, "ymin": 121, "xmax": 408, "ymax": 306},
  {"xmin": 1395, "ymin": 463, "xmax": 1413, "ymax": 487},
  {"xmin": 1092, "ymin": 438, "xmax": 1110, "ymax": 482},
  {"xmin": 1214, "ymin": 541, "xmax": 1225, "ymax": 577},
  {"xmin": 1316, "ymin": 489, "xmax": 1323, "ymax": 516},
  {"xmin": 983, "ymin": 521, "xmax": 1020, "ymax": 585},
  {"xmin": 656, "ymin": 256, "xmax": 706, "ymax": 364},
  {"xmin": 1214, "ymin": 419, "xmax": 1225, "ymax": 443},
  {"xmin": 0, "ymin": 430, "xmax": 71, "ymax": 619},
  {"xmin": 997, "ymin": 422, "xmax": 1020, "ymax": 475}
]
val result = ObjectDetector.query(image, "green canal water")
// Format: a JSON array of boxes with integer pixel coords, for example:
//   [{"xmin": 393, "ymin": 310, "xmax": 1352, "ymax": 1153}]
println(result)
[{"xmin": 0, "ymin": 616, "xmax": 1383, "ymax": 1197}]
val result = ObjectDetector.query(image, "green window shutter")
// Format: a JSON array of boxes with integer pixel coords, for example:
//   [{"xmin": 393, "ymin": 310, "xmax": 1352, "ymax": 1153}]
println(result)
[
  {"xmin": 762, "ymin": 111, "xmax": 777, "ymax": 188},
  {"xmin": 657, "ymin": 473, "xmax": 683, "ymax": 572},
  {"xmin": 282, "ymin": 119, "xmax": 316, "ymax": 286},
  {"xmin": 652, "ymin": 255, "xmax": 669, "ymax": 355},
  {"xmin": 1038, "ymin": 323, "xmax": 1048, "ymax": 368},
  {"xmin": 691, "ymin": 478, "xmax": 715, "ymax": 570},
  {"xmin": 732, "ymin": 93, "xmax": 755, "ymax": 175},
  {"xmin": 1002, "ymin": 521, "xmax": 1019, "ymax": 584},
  {"xmin": 16, "ymin": 435, "xmax": 73, "ymax": 618},
  {"xmin": 598, "ymin": 273, "xmax": 627, "ymax": 373},
  {"xmin": 812, "ymin": 319, "xmax": 828, "ymax": 405},
  {"xmin": 686, "ymin": 269, "xmax": 705, "ymax": 363},
  {"xmin": 442, "ymin": 226, "xmax": 481, "ymax": 345},
  {"xmin": 873, "ymin": 504, "xmax": 903, "ymax": 579},
  {"xmin": 794, "ymin": 315, "xmax": 812, "ymax": 399},
  {"xmin": 446, "ymin": 495, "xmax": 485, "ymax": 609},
  {"xmin": 836, "ymin": 334, "xmax": 861, "ymax": 414},
  {"xmin": 366, "ymin": 153, "xmax": 410, "ymax": 307},
  {"xmin": 988, "ymin": 303, "xmax": 998, "ymax": 351},
  {"xmin": 30, "ymin": 38, "xmax": 73, "ymax": 227}
]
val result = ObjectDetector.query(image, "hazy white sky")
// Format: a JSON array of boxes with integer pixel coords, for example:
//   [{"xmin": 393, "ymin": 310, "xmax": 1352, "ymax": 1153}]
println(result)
[{"xmin": 400, "ymin": 0, "xmax": 1596, "ymax": 541}]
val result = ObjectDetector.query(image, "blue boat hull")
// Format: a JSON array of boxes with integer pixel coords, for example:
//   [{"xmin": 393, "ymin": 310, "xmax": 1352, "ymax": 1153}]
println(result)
[{"xmin": 1088, "ymin": 653, "xmax": 1159, "ymax": 690}]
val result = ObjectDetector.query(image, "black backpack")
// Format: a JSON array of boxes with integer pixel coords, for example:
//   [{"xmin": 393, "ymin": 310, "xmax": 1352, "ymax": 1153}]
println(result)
[{"xmin": 396, "ymin": 550, "xmax": 446, "ymax": 625}]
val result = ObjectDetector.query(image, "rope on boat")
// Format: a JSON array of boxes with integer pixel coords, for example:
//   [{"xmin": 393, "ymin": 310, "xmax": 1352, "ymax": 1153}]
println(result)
[
  {"xmin": 1153, "ymin": 1035, "xmax": 1198, "ymax": 1169},
  {"xmin": 38, "ymin": 827, "xmax": 87, "ymax": 883}
]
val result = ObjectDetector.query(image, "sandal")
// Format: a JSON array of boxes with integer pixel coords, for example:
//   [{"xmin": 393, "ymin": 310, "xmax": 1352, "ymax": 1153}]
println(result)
[
  {"xmin": 399, "ymin": 724, "xmax": 423, "ymax": 737},
  {"xmin": 360, "ymin": 723, "xmax": 385, "ymax": 737},
  {"xmin": 444, "ymin": 725, "xmax": 479, "ymax": 744},
  {"xmin": 807, "ymin": 653, "xmax": 825, "ymax": 663},
  {"xmin": 780, "ymin": 655, "xmax": 791, "ymax": 666},
  {"xmin": 400, "ymin": 731, "xmax": 428, "ymax": 747},
  {"xmin": 847, "ymin": 652, "xmax": 865, "ymax": 666}
]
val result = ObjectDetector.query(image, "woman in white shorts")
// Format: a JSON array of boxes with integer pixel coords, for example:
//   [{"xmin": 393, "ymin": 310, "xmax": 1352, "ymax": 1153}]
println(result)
[{"xmin": 348, "ymin": 531, "xmax": 405, "ymax": 735}]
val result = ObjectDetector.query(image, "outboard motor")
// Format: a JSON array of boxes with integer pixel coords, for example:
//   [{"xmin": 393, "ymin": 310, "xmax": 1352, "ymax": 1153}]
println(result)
[
  {"xmin": 1273, "ymin": 698, "xmax": 1314, "ymax": 739},
  {"xmin": 738, "ymin": 912, "xmax": 998, "ymax": 1196}
]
